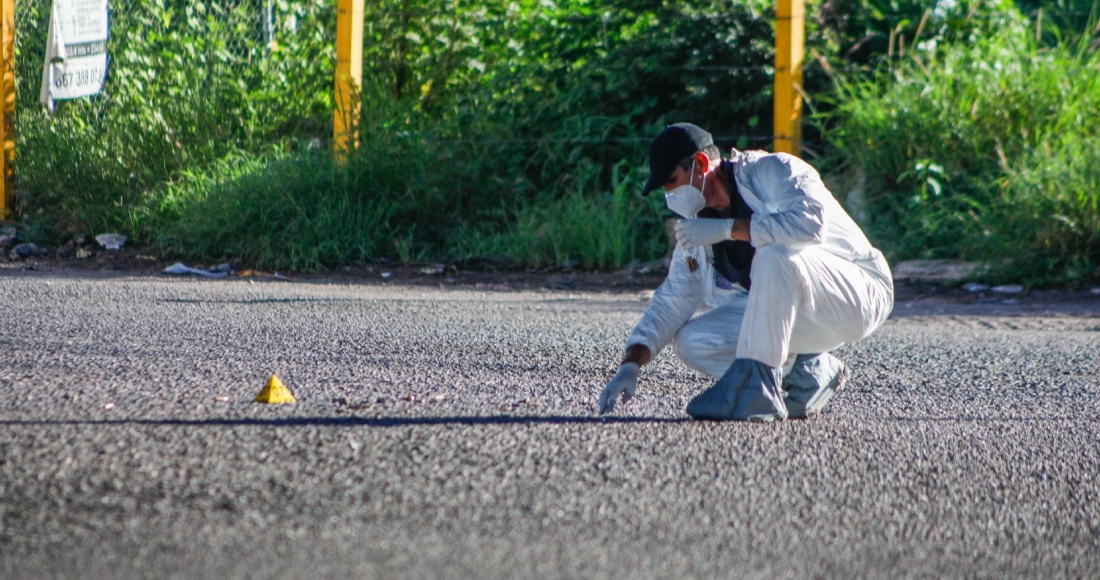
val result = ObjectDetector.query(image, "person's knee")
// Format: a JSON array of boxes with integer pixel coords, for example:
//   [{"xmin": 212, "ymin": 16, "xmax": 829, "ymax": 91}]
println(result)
[
  {"xmin": 673, "ymin": 326, "xmax": 732, "ymax": 378},
  {"xmin": 671, "ymin": 330, "xmax": 699, "ymax": 366}
]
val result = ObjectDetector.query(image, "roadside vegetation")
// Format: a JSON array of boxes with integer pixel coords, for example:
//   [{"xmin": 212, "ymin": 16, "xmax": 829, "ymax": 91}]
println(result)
[
  {"xmin": 9, "ymin": 0, "xmax": 1100, "ymax": 285},
  {"xmin": 822, "ymin": 6, "xmax": 1100, "ymax": 285}
]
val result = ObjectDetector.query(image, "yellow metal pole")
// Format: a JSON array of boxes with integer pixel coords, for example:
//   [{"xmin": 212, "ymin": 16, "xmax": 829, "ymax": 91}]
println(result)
[
  {"xmin": 774, "ymin": 0, "xmax": 804, "ymax": 156},
  {"xmin": 334, "ymin": 0, "xmax": 364, "ymax": 161},
  {"xmin": 0, "ymin": 0, "xmax": 14, "ymax": 217}
]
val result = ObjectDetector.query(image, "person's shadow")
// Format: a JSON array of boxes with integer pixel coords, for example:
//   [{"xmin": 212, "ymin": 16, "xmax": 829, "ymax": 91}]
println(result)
[{"xmin": 0, "ymin": 415, "xmax": 689, "ymax": 428}]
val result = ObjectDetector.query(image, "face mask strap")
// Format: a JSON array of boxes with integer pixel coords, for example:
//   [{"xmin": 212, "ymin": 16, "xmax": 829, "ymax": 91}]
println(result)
[
  {"xmin": 690, "ymin": 155, "xmax": 706, "ymax": 204},
  {"xmin": 700, "ymin": 159, "xmax": 707, "ymax": 197}
]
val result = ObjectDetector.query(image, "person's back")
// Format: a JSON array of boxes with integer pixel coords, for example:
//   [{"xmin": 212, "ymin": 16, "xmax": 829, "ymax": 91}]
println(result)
[{"xmin": 730, "ymin": 150, "xmax": 877, "ymax": 263}]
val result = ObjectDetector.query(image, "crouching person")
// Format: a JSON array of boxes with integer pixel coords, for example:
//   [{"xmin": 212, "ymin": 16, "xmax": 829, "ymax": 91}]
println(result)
[{"xmin": 597, "ymin": 123, "xmax": 894, "ymax": 421}]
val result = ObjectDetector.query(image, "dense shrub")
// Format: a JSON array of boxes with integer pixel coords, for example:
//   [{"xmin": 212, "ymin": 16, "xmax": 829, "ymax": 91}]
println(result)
[
  {"xmin": 13, "ymin": 0, "xmax": 332, "ymax": 232},
  {"xmin": 10, "ymin": 0, "xmax": 1098, "ymax": 281},
  {"xmin": 821, "ymin": 18, "xmax": 1100, "ymax": 285}
]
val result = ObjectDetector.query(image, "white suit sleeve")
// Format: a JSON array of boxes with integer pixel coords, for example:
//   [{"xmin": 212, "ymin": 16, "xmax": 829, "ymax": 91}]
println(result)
[
  {"xmin": 624, "ymin": 244, "xmax": 706, "ymax": 357},
  {"xmin": 747, "ymin": 154, "xmax": 827, "ymax": 249}
]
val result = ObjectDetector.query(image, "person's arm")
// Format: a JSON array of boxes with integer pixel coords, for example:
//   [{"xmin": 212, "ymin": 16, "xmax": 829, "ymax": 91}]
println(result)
[
  {"xmin": 744, "ymin": 154, "xmax": 827, "ymax": 248},
  {"xmin": 730, "ymin": 218, "xmax": 752, "ymax": 242},
  {"xmin": 621, "ymin": 343, "xmax": 652, "ymax": 367},
  {"xmin": 599, "ymin": 246, "xmax": 704, "ymax": 414},
  {"xmin": 621, "ymin": 245, "xmax": 706, "ymax": 360}
]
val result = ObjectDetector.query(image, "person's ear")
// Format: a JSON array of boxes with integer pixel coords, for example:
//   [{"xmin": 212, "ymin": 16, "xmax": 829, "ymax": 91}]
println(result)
[{"xmin": 695, "ymin": 152, "xmax": 711, "ymax": 173}]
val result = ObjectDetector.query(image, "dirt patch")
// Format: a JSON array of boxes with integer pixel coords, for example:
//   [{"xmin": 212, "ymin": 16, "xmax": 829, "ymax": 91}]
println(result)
[
  {"xmin": 0, "ymin": 243, "xmax": 669, "ymax": 292},
  {"xmin": 4, "ymin": 242, "xmax": 1100, "ymax": 314}
]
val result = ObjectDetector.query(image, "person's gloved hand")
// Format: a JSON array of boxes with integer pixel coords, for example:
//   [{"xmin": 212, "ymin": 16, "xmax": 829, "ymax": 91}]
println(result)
[
  {"xmin": 674, "ymin": 218, "xmax": 735, "ymax": 249},
  {"xmin": 598, "ymin": 362, "xmax": 640, "ymax": 414}
]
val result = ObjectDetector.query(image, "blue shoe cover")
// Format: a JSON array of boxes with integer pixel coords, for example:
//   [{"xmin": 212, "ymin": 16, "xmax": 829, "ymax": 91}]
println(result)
[
  {"xmin": 783, "ymin": 353, "xmax": 848, "ymax": 418},
  {"xmin": 686, "ymin": 359, "xmax": 787, "ymax": 422}
]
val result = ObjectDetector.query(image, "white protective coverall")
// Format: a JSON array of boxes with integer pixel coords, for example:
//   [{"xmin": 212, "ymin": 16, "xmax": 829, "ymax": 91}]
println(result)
[{"xmin": 624, "ymin": 150, "xmax": 894, "ymax": 376}]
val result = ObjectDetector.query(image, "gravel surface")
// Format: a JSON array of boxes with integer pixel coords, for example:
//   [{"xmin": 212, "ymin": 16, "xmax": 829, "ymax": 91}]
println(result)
[{"xmin": 1, "ymin": 271, "xmax": 1098, "ymax": 579}]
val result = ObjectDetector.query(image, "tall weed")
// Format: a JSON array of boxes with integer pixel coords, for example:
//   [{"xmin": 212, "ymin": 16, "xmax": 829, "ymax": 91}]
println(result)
[
  {"xmin": 154, "ymin": 122, "xmax": 428, "ymax": 271},
  {"xmin": 992, "ymin": 135, "xmax": 1100, "ymax": 285},
  {"xmin": 502, "ymin": 160, "xmax": 668, "ymax": 270},
  {"xmin": 821, "ymin": 23, "xmax": 1100, "ymax": 284}
]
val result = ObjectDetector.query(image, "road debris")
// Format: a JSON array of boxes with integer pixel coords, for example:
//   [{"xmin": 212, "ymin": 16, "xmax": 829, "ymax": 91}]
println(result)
[
  {"xmin": 420, "ymin": 264, "xmax": 445, "ymax": 275},
  {"xmin": 95, "ymin": 233, "xmax": 128, "ymax": 250},
  {"xmin": 163, "ymin": 262, "xmax": 229, "ymax": 278},
  {"xmin": 9, "ymin": 243, "xmax": 37, "ymax": 259}
]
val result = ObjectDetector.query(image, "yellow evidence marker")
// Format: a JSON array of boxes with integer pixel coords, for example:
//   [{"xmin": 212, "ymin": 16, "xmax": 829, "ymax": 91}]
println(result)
[{"xmin": 254, "ymin": 374, "xmax": 297, "ymax": 404}]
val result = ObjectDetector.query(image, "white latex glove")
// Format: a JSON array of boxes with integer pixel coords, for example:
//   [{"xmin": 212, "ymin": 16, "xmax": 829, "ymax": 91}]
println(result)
[
  {"xmin": 598, "ymin": 362, "xmax": 640, "ymax": 414},
  {"xmin": 674, "ymin": 218, "xmax": 735, "ymax": 249}
]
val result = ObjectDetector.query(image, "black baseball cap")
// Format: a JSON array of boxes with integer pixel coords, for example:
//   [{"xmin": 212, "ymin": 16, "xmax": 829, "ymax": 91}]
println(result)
[{"xmin": 641, "ymin": 123, "xmax": 714, "ymax": 195}]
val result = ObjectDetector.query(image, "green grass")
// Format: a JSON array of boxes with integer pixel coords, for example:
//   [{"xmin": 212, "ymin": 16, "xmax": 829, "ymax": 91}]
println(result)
[
  {"xmin": 153, "ymin": 144, "xmax": 418, "ymax": 271},
  {"xmin": 499, "ymin": 160, "xmax": 668, "ymax": 270},
  {"xmin": 993, "ymin": 134, "xmax": 1100, "ymax": 285},
  {"xmin": 147, "ymin": 144, "xmax": 669, "ymax": 272},
  {"xmin": 820, "ymin": 23, "xmax": 1100, "ymax": 285}
]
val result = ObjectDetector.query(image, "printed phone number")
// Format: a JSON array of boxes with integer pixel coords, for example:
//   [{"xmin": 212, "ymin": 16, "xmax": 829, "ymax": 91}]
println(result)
[{"xmin": 54, "ymin": 68, "xmax": 102, "ymax": 88}]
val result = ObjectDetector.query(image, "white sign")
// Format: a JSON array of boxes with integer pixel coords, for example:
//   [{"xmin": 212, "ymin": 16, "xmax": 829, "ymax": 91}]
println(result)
[{"xmin": 39, "ymin": 0, "xmax": 109, "ymax": 111}]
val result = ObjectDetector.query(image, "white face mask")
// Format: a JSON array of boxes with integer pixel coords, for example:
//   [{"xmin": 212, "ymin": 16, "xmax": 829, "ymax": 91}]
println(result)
[{"xmin": 664, "ymin": 158, "xmax": 706, "ymax": 218}]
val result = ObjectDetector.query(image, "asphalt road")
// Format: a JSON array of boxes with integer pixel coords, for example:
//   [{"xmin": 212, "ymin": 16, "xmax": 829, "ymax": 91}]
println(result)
[{"xmin": 1, "ymin": 272, "xmax": 1098, "ymax": 579}]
